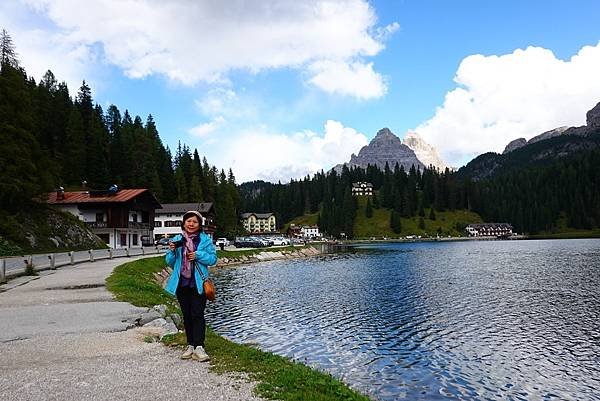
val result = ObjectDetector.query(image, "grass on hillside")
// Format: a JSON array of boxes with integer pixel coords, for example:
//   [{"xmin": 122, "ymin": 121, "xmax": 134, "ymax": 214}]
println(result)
[
  {"xmin": 282, "ymin": 212, "xmax": 319, "ymax": 232},
  {"xmin": 0, "ymin": 203, "xmax": 107, "ymax": 256},
  {"xmin": 353, "ymin": 196, "xmax": 484, "ymax": 239},
  {"xmin": 106, "ymin": 256, "xmax": 369, "ymax": 401}
]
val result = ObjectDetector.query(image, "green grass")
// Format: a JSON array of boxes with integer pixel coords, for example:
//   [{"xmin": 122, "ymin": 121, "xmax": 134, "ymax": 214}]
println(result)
[
  {"xmin": 353, "ymin": 196, "xmax": 484, "ymax": 239},
  {"xmin": 106, "ymin": 256, "xmax": 181, "ymax": 315},
  {"xmin": 282, "ymin": 212, "xmax": 319, "ymax": 232},
  {"xmin": 106, "ymin": 256, "xmax": 370, "ymax": 401}
]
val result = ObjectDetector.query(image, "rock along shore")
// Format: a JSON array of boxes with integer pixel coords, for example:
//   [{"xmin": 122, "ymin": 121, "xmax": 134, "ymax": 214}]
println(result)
[{"xmin": 214, "ymin": 245, "xmax": 322, "ymax": 268}]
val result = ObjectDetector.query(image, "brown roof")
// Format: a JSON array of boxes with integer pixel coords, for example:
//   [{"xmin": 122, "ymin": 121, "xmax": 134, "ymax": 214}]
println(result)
[
  {"xmin": 157, "ymin": 202, "xmax": 214, "ymax": 214},
  {"xmin": 47, "ymin": 189, "xmax": 154, "ymax": 204}
]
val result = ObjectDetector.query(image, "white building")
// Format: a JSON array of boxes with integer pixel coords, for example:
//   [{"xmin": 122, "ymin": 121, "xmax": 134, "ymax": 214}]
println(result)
[
  {"xmin": 240, "ymin": 212, "xmax": 276, "ymax": 233},
  {"xmin": 465, "ymin": 223, "xmax": 513, "ymax": 237},
  {"xmin": 154, "ymin": 202, "xmax": 216, "ymax": 240},
  {"xmin": 47, "ymin": 188, "xmax": 161, "ymax": 248},
  {"xmin": 301, "ymin": 225, "xmax": 321, "ymax": 239},
  {"xmin": 351, "ymin": 182, "xmax": 373, "ymax": 196}
]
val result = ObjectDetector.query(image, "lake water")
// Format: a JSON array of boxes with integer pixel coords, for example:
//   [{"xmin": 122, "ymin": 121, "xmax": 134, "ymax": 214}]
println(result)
[{"xmin": 207, "ymin": 239, "xmax": 600, "ymax": 400}]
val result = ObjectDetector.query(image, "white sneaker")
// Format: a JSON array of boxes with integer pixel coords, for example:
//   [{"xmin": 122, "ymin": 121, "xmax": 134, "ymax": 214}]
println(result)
[
  {"xmin": 180, "ymin": 345, "xmax": 194, "ymax": 360},
  {"xmin": 192, "ymin": 346, "xmax": 210, "ymax": 362}
]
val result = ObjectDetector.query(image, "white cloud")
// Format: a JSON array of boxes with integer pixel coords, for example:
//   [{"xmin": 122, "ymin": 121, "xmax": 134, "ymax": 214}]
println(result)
[
  {"xmin": 218, "ymin": 120, "xmax": 368, "ymax": 183},
  {"xmin": 189, "ymin": 116, "xmax": 225, "ymax": 138},
  {"xmin": 308, "ymin": 60, "xmax": 387, "ymax": 99},
  {"xmin": 414, "ymin": 43, "xmax": 600, "ymax": 166},
  {"xmin": 0, "ymin": 2, "xmax": 99, "ymax": 90},
  {"xmin": 13, "ymin": 0, "xmax": 396, "ymax": 98}
]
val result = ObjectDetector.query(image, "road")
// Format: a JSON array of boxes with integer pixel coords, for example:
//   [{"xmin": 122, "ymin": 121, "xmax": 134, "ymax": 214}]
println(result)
[{"xmin": 0, "ymin": 256, "xmax": 263, "ymax": 401}]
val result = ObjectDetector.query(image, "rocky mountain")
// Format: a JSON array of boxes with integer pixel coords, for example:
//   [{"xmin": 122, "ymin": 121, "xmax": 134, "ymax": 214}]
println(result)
[
  {"xmin": 332, "ymin": 128, "xmax": 426, "ymax": 173},
  {"xmin": 458, "ymin": 102, "xmax": 600, "ymax": 180},
  {"xmin": 403, "ymin": 131, "xmax": 448, "ymax": 170},
  {"xmin": 503, "ymin": 126, "xmax": 569, "ymax": 154}
]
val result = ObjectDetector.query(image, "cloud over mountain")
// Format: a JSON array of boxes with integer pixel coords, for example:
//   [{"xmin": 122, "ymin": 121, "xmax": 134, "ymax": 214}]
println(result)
[
  {"xmin": 219, "ymin": 120, "xmax": 368, "ymax": 183},
  {"xmin": 415, "ymin": 42, "xmax": 600, "ymax": 166}
]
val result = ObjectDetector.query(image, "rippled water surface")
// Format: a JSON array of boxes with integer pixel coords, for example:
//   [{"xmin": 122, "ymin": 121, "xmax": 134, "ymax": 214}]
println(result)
[{"xmin": 207, "ymin": 240, "xmax": 600, "ymax": 400}]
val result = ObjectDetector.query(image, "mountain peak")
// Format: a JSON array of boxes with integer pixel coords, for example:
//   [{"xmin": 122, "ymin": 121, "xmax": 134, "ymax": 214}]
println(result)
[
  {"xmin": 375, "ymin": 127, "xmax": 395, "ymax": 138},
  {"xmin": 403, "ymin": 131, "xmax": 448, "ymax": 170},
  {"xmin": 332, "ymin": 127, "xmax": 423, "ymax": 173}
]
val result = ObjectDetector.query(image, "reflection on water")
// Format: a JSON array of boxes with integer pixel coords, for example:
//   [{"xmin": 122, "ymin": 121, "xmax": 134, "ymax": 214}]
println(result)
[{"xmin": 207, "ymin": 239, "xmax": 600, "ymax": 400}]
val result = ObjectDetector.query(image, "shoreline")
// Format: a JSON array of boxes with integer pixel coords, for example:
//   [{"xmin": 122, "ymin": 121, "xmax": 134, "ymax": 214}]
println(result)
[
  {"xmin": 214, "ymin": 244, "xmax": 323, "ymax": 267},
  {"xmin": 106, "ymin": 254, "xmax": 371, "ymax": 401}
]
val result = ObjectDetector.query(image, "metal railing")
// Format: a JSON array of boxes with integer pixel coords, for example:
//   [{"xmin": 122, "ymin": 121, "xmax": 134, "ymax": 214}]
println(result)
[{"xmin": 0, "ymin": 246, "xmax": 167, "ymax": 283}]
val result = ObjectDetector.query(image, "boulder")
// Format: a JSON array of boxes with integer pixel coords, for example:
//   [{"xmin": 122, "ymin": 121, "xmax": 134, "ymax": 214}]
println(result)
[{"xmin": 587, "ymin": 102, "xmax": 600, "ymax": 128}]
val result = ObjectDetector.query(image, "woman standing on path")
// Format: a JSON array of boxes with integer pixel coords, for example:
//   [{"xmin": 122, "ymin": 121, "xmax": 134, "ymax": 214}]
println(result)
[{"xmin": 164, "ymin": 210, "xmax": 217, "ymax": 361}]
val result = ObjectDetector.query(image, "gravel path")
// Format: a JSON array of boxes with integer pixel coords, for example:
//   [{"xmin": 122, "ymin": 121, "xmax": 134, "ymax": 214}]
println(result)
[{"xmin": 0, "ymin": 256, "xmax": 265, "ymax": 401}]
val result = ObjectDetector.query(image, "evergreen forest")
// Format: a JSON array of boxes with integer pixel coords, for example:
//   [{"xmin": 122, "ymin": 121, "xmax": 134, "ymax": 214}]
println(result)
[
  {"xmin": 0, "ymin": 30, "xmax": 240, "ymax": 238},
  {"xmin": 2, "ymin": 28, "xmax": 600, "ymax": 243},
  {"xmin": 240, "ymin": 146, "xmax": 600, "ymax": 238}
]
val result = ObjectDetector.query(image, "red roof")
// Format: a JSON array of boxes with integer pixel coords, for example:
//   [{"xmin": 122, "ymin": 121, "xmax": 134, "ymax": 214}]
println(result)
[{"xmin": 47, "ymin": 189, "xmax": 152, "ymax": 204}]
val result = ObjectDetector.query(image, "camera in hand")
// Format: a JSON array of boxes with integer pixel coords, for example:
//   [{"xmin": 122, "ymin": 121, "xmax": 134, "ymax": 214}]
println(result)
[{"xmin": 171, "ymin": 239, "xmax": 184, "ymax": 248}]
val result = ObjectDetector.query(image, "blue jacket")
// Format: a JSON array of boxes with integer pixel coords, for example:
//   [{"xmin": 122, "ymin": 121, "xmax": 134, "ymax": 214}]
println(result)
[{"xmin": 164, "ymin": 232, "xmax": 217, "ymax": 296}]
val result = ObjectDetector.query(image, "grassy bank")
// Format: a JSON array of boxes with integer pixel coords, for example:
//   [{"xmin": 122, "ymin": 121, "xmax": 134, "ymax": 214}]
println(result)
[
  {"xmin": 353, "ymin": 196, "xmax": 483, "ymax": 238},
  {"xmin": 106, "ymin": 256, "xmax": 370, "ymax": 401}
]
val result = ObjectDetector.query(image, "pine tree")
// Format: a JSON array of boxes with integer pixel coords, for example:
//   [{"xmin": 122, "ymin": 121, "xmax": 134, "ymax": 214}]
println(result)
[
  {"xmin": 0, "ymin": 29, "xmax": 18, "ymax": 67},
  {"xmin": 365, "ymin": 197, "xmax": 373, "ymax": 218},
  {"xmin": 63, "ymin": 108, "xmax": 86, "ymax": 184},
  {"xmin": 390, "ymin": 210, "xmax": 402, "ymax": 234}
]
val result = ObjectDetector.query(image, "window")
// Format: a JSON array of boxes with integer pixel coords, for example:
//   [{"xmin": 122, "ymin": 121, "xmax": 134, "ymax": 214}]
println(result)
[
  {"xmin": 96, "ymin": 213, "xmax": 104, "ymax": 222},
  {"xmin": 154, "ymin": 221, "xmax": 162, "ymax": 227},
  {"xmin": 131, "ymin": 213, "xmax": 138, "ymax": 222},
  {"xmin": 132, "ymin": 234, "xmax": 138, "ymax": 246}
]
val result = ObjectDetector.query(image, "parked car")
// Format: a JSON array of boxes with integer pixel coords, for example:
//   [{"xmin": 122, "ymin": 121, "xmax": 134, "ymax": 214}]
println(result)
[
  {"xmin": 155, "ymin": 237, "xmax": 173, "ymax": 246},
  {"xmin": 271, "ymin": 237, "xmax": 290, "ymax": 246},
  {"xmin": 141, "ymin": 235, "xmax": 154, "ymax": 247},
  {"xmin": 234, "ymin": 237, "xmax": 265, "ymax": 248},
  {"xmin": 214, "ymin": 238, "xmax": 230, "ymax": 247}
]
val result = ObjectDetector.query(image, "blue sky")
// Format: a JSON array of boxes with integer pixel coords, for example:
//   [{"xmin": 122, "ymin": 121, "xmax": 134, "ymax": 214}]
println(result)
[{"xmin": 3, "ymin": 0, "xmax": 600, "ymax": 183}]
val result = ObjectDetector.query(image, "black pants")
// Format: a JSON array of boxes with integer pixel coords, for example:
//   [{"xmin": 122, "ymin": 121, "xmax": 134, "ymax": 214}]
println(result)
[{"xmin": 176, "ymin": 286, "xmax": 207, "ymax": 347}]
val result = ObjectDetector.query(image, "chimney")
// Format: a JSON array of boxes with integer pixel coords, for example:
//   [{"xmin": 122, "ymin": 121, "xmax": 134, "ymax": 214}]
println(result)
[
  {"xmin": 56, "ymin": 186, "xmax": 65, "ymax": 201},
  {"xmin": 81, "ymin": 180, "xmax": 88, "ymax": 190}
]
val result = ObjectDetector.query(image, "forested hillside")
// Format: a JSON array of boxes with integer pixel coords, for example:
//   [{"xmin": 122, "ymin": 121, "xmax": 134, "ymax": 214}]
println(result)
[
  {"xmin": 0, "ymin": 30, "xmax": 240, "ymax": 238},
  {"xmin": 2, "ymin": 28, "xmax": 599, "ymax": 242},
  {"xmin": 241, "ymin": 144, "xmax": 600, "ymax": 237}
]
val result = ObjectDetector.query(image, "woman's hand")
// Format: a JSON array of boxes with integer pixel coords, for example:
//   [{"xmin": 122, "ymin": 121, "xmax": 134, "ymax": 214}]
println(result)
[
  {"xmin": 168, "ymin": 241, "xmax": 176, "ymax": 252},
  {"xmin": 186, "ymin": 251, "xmax": 196, "ymax": 261}
]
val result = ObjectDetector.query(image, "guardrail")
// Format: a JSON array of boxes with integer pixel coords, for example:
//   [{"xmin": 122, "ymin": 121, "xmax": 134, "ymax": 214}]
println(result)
[{"xmin": 0, "ymin": 246, "xmax": 167, "ymax": 283}]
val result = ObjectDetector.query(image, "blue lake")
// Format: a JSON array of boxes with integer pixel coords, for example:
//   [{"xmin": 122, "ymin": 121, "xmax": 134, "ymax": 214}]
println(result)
[{"xmin": 207, "ymin": 239, "xmax": 600, "ymax": 400}]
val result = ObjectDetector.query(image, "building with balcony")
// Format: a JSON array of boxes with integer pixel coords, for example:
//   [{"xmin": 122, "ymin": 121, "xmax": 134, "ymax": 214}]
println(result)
[
  {"xmin": 47, "ymin": 188, "xmax": 161, "ymax": 248},
  {"xmin": 301, "ymin": 225, "xmax": 321, "ymax": 239},
  {"xmin": 286, "ymin": 224, "xmax": 302, "ymax": 239},
  {"xmin": 352, "ymin": 182, "xmax": 373, "ymax": 196},
  {"xmin": 154, "ymin": 202, "xmax": 216, "ymax": 240},
  {"xmin": 465, "ymin": 223, "xmax": 513, "ymax": 238},
  {"xmin": 240, "ymin": 212, "xmax": 276, "ymax": 233}
]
